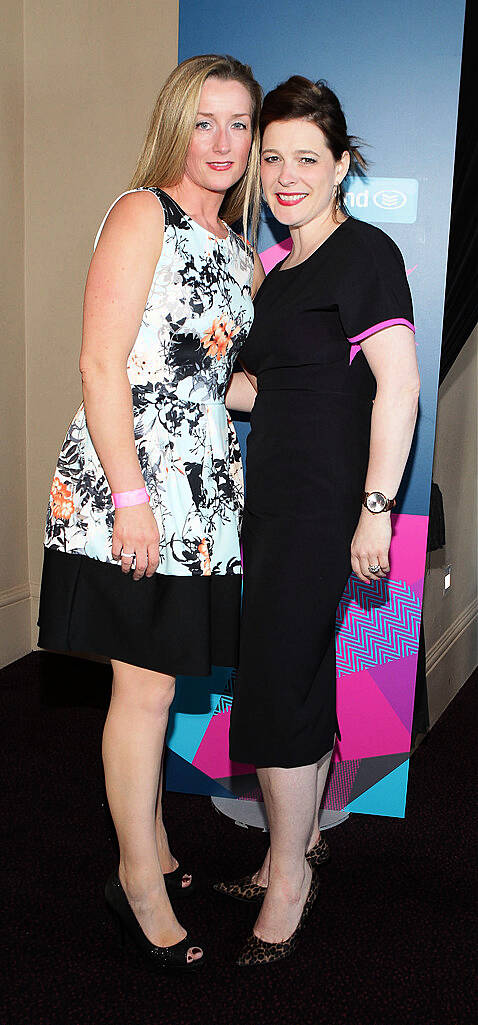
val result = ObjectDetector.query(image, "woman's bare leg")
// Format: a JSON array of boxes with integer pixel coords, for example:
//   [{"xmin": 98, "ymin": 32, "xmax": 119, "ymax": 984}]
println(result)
[
  {"xmin": 155, "ymin": 747, "xmax": 192, "ymax": 888},
  {"xmin": 307, "ymin": 747, "xmax": 333, "ymax": 849},
  {"xmin": 252, "ymin": 764, "xmax": 317, "ymax": 943},
  {"xmin": 252, "ymin": 748, "xmax": 333, "ymax": 888},
  {"xmin": 102, "ymin": 659, "xmax": 201, "ymax": 959}
]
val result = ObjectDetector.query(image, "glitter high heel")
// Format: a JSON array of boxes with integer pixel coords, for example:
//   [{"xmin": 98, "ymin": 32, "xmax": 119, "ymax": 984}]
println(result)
[
  {"xmin": 105, "ymin": 873, "xmax": 204, "ymax": 970},
  {"xmin": 164, "ymin": 864, "xmax": 196, "ymax": 899}
]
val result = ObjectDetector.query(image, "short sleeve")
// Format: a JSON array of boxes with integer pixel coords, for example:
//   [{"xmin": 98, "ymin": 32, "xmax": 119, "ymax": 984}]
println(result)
[{"xmin": 338, "ymin": 227, "xmax": 414, "ymax": 344}]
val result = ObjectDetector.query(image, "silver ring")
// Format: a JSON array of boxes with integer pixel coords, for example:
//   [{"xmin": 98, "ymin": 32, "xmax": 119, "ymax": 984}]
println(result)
[
  {"xmin": 368, "ymin": 564, "xmax": 381, "ymax": 573},
  {"xmin": 121, "ymin": 552, "xmax": 135, "ymax": 558}
]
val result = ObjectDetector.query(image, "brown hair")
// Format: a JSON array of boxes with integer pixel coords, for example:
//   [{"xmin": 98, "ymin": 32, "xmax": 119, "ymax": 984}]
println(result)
[
  {"xmin": 130, "ymin": 54, "xmax": 263, "ymax": 241},
  {"xmin": 260, "ymin": 76, "xmax": 367, "ymax": 215}
]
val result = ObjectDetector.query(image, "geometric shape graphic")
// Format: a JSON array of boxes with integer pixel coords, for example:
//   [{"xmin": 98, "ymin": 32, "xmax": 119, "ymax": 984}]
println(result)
[
  {"xmin": 259, "ymin": 236, "xmax": 292, "ymax": 274},
  {"xmin": 335, "ymin": 668, "xmax": 413, "ymax": 761},
  {"xmin": 346, "ymin": 759, "xmax": 410, "ymax": 818},
  {"xmin": 165, "ymin": 748, "xmax": 235, "ymax": 799},
  {"xmin": 389, "ymin": 513, "xmax": 428, "ymax": 586},
  {"xmin": 166, "ymin": 711, "xmax": 215, "ymax": 765},
  {"xmin": 215, "ymin": 773, "xmax": 261, "ymax": 799},
  {"xmin": 192, "ymin": 708, "xmax": 256, "ymax": 779},
  {"xmin": 322, "ymin": 758, "xmax": 360, "ymax": 810},
  {"xmin": 346, "ymin": 751, "xmax": 410, "ymax": 806},
  {"xmin": 336, "ymin": 577, "xmax": 421, "ymax": 677},
  {"xmin": 167, "ymin": 665, "xmax": 235, "ymax": 763},
  {"xmin": 368, "ymin": 653, "xmax": 419, "ymax": 733}
]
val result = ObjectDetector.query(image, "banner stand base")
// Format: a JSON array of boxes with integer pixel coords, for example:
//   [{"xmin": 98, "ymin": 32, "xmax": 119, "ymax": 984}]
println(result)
[{"xmin": 211, "ymin": 796, "xmax": 349, "ymax": 832}]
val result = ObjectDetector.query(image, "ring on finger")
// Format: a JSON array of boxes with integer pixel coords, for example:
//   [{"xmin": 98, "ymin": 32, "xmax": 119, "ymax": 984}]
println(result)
[
  {"xmin": 368, "ymin": 563, "xmax": 381, "ymax": 573},
  {"xmin": 121, "ymin": 552, "xmax": 135, "ymax": 558}
]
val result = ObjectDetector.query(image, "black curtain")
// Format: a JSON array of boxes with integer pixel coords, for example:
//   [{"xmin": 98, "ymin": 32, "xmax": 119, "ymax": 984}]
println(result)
[{"xmin": 440, "ymin": 0, "xmax": 478, "ymax": 383}]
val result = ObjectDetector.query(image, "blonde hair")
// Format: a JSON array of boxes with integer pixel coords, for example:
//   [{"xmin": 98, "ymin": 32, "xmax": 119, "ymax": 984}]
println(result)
[{"xmin": 130, "ymin": 54, "xmax": 262, "ymax": 242}]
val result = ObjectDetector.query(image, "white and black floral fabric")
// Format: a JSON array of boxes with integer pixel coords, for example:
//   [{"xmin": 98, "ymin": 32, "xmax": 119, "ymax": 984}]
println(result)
[{"xmin": 44, "ymin": 188, "xmax": 254, "ymax": 577}]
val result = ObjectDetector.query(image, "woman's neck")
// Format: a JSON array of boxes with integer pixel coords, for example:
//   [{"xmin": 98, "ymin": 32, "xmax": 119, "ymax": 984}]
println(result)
[
  {"xmin": 166, "ymin": 177, "xmax": 227, "ymax": 235},
  {"xmin": 287, "ymin": 208, "xmax": 347, "ymax": 266}
]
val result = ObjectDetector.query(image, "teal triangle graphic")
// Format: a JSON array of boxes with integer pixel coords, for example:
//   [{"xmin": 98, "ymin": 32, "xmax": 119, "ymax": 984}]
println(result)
[
  {"xmin": 346, "ymin": 759, "xmax": 409, "ymax": 818},
  {"xmin": 166, "ymin": 710, "xmax": 215, "ymax": 765}
]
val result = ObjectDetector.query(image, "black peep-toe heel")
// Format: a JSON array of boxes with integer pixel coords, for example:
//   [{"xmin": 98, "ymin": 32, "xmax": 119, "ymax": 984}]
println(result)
[
  {"xmin": 164, "ymin": 864, "xmax": 196, "ymax": 899},
  {"xmin": 105, "ymin": 873, "xmax": 204, "ymax": 971}
]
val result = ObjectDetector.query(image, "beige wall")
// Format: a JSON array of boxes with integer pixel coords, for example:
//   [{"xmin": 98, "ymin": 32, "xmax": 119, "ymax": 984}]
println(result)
[
  {"xmin": 422, "ymin": 324, "xmax": 478, "ymax": 723},
  {"xmin": 0, "ymin": 1, "xmax": 178, "ymax": 666},
  {"xmin": 24, "ymin": 1, "xmax": 179, "ymax": 640},
  {"xmin": 0, "ymin": 3, "xmax": 31, "ymax": 665}
]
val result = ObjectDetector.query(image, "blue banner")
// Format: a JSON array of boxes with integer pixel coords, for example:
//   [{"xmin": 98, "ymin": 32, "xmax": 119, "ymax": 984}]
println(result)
[{"xmin": 166, "ymin": 0, "xmax": 465, "ymax": 817}]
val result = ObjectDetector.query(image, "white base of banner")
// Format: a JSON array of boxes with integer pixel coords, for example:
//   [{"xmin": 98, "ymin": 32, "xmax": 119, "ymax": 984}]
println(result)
[{"xmin": 211, "ymin": 796, "xmax": 349, "ymax": 832}]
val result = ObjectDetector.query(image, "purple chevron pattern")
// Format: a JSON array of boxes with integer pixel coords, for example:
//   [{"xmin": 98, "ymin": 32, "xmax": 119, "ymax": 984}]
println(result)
[{"xmin": 335, "ymin": 577, "xmax": 421, "ymax": 677}]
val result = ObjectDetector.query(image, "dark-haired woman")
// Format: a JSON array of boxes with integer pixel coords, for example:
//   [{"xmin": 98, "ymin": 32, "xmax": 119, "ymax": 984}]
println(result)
[{"xmin": 217, "ymin": 78, "xmax": 419, "ymax": 966}]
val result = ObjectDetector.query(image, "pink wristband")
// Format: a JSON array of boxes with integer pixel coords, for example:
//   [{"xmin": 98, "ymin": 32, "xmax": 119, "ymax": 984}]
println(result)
[{"xmin": 112, "ymin": 487, "xmax": 150, "ymax": 509}]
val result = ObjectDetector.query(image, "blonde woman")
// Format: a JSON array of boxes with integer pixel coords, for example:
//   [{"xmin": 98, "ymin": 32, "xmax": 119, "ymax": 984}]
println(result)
[{"xmin": 38, "ymin": 54, "xmax": 263, "ymax": 971}]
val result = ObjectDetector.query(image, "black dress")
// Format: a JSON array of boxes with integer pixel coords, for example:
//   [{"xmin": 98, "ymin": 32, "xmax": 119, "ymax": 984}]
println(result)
[{"xmin": 229, "ymin": 217, "xmax": 414, "ymax": 769}]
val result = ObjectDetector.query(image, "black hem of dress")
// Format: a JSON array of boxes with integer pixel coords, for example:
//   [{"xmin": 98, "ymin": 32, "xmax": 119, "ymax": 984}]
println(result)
[
  {"xmin": 229, "ymin": 726, "xmax": 339, "ymax": 771},
  {"xmin": 38, "ymin": 547, "xmax": 241, "ymax": 677}
]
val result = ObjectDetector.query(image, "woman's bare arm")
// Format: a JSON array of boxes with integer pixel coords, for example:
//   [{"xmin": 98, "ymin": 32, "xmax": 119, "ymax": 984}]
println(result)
[
  {"xmin": 350, "ymin": 324, "xmax": 420, "ymax": 582},
  {"xmin": 225, "ymin": 369, "xmax": 257, "ymax": 412},
  {"xmin": 79, "ymin": 191, "xmax": 164, "ymax": 578}
]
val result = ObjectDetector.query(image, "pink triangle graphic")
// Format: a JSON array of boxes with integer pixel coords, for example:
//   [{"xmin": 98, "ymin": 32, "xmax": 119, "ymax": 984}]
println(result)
[
  {"xmin": 192, "ymin": 709, "xmax": 256, "ymax": 779},
  {"xmin": 368, "ymin": 653, "xmax": 418, "ymax": 733},
  {"xmin": 259, "ymin": 237, "xmax": 292, "ymax": 274},
  {"xmin": 336, "ymin": 668, "xmax": 412, "ymax": 760}
]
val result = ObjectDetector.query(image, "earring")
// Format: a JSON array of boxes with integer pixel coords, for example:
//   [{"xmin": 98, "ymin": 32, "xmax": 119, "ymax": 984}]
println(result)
[{"xmin": 335, "ymin": 183, "xmax": 341, "ymax": 211}]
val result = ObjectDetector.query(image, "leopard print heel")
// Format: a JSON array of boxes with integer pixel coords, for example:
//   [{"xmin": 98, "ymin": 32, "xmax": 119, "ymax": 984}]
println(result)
[
  {"xmin": 213, "ymin": 838, "xmax": 329, "ymax": 904},
  {"xmin": 213, "ymin": 873, "xmax": 266, "ymax": 903},
  {"xmin": 306, "ymin": 836, "xmax": 330, "ymax": 868},
  {"xmin": 235, "ymin": 869, "xmax": 320, "ymax": 967}
]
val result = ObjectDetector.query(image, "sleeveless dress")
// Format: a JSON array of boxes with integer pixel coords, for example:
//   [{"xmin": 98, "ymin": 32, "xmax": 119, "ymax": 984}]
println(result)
[
  {"xmin": 38, "ymin": 188, "xmax": 254, "ymax": 675},
  {"xmin": 229, "ymin": 217, "xmax": 414, "ymax": 768}
]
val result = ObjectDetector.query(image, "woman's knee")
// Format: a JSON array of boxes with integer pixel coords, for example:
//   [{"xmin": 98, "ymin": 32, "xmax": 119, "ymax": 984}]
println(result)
[{"xmin": 111, "ymin": 661, "xmax": 176, "ymax": 715}]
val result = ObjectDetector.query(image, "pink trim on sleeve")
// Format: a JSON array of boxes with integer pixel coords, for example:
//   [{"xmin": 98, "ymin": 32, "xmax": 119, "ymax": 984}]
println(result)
[{"xmin": 348, "ymin": 318, "xmax": 415, "ymax": 344}]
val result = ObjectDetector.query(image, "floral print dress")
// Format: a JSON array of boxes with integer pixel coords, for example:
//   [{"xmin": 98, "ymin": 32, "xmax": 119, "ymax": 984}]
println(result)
[
  {"xmin": 38, "ymin": 189, "xmax": 254, "ymax": 675},
  {"xmin": 44, "ymin": 188, "xmax": 254, "ymax": 577}
]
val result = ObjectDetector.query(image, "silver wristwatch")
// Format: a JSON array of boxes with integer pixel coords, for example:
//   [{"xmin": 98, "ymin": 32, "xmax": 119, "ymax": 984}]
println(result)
[{"xmin": 362, "ymin": 491, "xmax": 396, "ymax": 514}]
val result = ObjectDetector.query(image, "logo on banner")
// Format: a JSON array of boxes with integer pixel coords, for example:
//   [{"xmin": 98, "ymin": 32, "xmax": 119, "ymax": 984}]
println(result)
[{"xmin": 344, "ymin": 177, "xmax": 419, "ymax": 223}]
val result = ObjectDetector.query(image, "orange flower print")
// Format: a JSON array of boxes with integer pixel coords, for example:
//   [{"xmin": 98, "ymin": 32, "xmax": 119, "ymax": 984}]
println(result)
[
  {"xmin": 50, "ymin": 476, "xmax": 75, "ymax": 520},
  {"xmin": 201, "ymin": 315, "xmax": 239, "ymax": 361},
  {"xmin": 198, "ymin": 538, "xmax": 211, "ymax": 576}
]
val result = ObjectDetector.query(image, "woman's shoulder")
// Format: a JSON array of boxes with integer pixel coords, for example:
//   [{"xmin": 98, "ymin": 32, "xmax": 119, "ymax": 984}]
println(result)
[
  {"xmin": 93, "ymin": 189, "xmax": 165, "ymax": 251},
  {"xmin": 342, "ymin": 217, "xmax": 406, "ymax": 270}
]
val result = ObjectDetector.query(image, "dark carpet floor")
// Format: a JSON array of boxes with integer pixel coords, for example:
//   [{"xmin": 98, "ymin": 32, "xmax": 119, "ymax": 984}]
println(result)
[{"xmin": 1, "ymin": 651, "xmax": 477, "ymax": 1025}]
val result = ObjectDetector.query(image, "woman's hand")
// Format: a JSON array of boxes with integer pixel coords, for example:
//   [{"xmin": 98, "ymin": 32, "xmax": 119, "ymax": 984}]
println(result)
[
  {"xmin": 112, "ymin": 504, "xmax": 160, "ymax": 581},
  {"xmin": 350, "ymin": 509, "xmax": 392, "ymax": 583}
]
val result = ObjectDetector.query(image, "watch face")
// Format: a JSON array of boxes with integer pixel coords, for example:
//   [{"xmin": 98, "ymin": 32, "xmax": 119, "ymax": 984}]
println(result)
[{"xmin": 367, "ymin": 491, "xmax": 387, "ymax": 513}]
